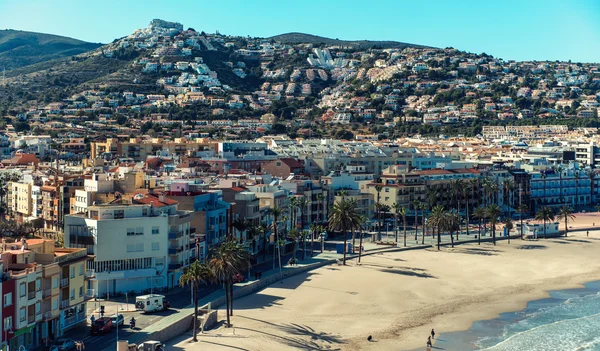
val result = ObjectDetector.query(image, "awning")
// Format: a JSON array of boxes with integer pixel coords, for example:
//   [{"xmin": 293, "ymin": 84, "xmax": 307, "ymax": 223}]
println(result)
[{"xmin": 12, "ymin": 324, "xmax": 34, "ymax": 338}]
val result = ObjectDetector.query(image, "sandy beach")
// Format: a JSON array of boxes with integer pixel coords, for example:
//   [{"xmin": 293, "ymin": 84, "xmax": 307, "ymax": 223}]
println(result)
[{"xmin": 170, "ymin": 217, "xmax": 600, "ymax": 351}]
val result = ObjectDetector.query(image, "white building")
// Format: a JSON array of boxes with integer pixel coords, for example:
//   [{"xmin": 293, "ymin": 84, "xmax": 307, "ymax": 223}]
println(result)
[{"xmin": 64, "ymin": 195, "xmax": 194, "ymax": 295}]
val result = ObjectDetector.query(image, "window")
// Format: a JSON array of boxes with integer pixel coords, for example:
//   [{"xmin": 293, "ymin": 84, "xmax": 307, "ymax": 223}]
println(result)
[
  {"xmin": 126, "ymin": 243, "xmax": 144, "ymax": 252},
  {"xmin": 20, "ymin": 307, "xmax": 25, "ymax": 322},
  {"xmin": 70, "ymin": 266, "xmax": 75, "ymax": 278},
  {"xmin": 90, "ymin": 210, "xmax": 98, "ymax": 218},
  {"xmin": 35, "ymin": 301, "xmax": 41, "ymax": 315},
  {"xmin": 79, "ymin": 286, "xmax": 83, "ymax": 297},
  {"xmin": 52, "ymin": 298, "xmax": 58, "ymax": 310},
  {"xmin": 135, "ymin": 227, "xmax": 144, "ymax": 236},
  {"xmin": 70, "ymin": 289, "xmax": 75, "ymax": 300},
  {"xmin": 114, "ymin": 210, "xmax": 124, "ymax": 219},
  {"xmin": 385, "ymin": 188, "xmax": 390, "ymax": 192},
  {"xmin": 79, "ymin": 264, "xmax": 83, "ymax": 276},
  {"xmin": 20, "ymin": 283, "xmax": 26, "ymax": 297},
  {"xmin": 52, "ymin": 276, "xmax": 58, "ymax": 289},
  {"xmin": 127, "ymin": 228, "xmax": 136, "ymax": 236},
  {"xmin": 276, "ymin": 161, "xmax": 281, "ymax": 167},
  {"xmin": 35, "ymin": 278, "xmax": 41, "ymax": 291},
  {"xmin": 142, "ymin": 208, "xmax": 148, "ymax": 216},
  {"xmin": 152, "ymin": 242, "xmax": 160, "ymax": 251},
  {"xmin": 3, "ymin": 292, "xmax": 12, "ymax": 307},
  {"xmin": 152, "ymin": 226, "xmax": 159, "ymax": 235},
  {"xmin": 3, "ymin": 316, "xmax": 12, "ymax": 330}
]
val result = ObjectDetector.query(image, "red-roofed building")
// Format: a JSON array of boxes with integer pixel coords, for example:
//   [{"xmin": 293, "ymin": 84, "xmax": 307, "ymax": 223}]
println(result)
[{"xmin": 1, "ymin": 153, "xmax": 39, "ymax": 167}]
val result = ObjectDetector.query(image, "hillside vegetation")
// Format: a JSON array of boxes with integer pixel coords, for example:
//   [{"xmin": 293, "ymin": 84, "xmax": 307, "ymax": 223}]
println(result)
[
  {"xmin": 268, "ymin": 32, "xmax": 427, "ymax": 50},
  {"xmin": 0, "ymin": 29, "xmax": 102, "ymax": 70}
]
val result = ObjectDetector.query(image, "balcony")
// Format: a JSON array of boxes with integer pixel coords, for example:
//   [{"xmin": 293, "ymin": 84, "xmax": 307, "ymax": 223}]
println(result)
[
  {"xmin": 168, "ymin": 263, "xmax": 182, "ymax": 270},
  {"xmin": 28, "ymin": 291, "xmax": 36, "ymax": 300},
  {"xmin": 84, "ymin": 289, "xmax": 95, "ymax": 300},
  {"xmin": 43, "ymin": 289, "xmax": 52, "ymax": 299},
  {"xmin": 168, "ymin": 246, "xmax": 183, "ymax": 255},
  {"xmin": 60, "ymin": 278, "xmax": 69, "ymax": 288},
  {"xmin": 61, "ymin": 300, "xmax": 69, "ymax": 309},
  {"xmin": 84, "ymin": 269, "xmax": 95, "ymax": 279},
  {"xmin": 169, "ymin": 230, "xmax": 183, "ymax": 239}
]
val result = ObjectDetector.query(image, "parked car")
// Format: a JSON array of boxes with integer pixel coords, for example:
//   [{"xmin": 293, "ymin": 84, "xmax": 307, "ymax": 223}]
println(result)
[
  {"xmin": 90, "ymin": 317, "xmax": 113, "ymax": 335},
  {"xmin": 55, "ymin": 339, "xmax": 76, "ymax": 351},
  {"xmin": 110, "ymin": 313, "xmax": 125, "ymax": 327}
]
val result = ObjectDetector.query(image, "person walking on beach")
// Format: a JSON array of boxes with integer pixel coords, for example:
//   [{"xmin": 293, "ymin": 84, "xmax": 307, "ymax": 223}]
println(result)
[
  {"xmin": 431, "ymin": 329, "xmax": 435, "ymax": 339},
  {"xmin": 427, "ymin": 336, "xmax": 432, "ymax": 348}
]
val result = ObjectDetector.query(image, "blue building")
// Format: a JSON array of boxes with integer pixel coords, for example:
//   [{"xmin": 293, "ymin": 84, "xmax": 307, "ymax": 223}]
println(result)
[{"xmin": 193, "ymin": 191, "xmax": 230, "ymax": 247}]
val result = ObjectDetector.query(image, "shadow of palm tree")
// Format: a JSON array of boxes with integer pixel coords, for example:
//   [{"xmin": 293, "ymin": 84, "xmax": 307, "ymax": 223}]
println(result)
[
  {"xmin": 379, "ymin": 268, "xmax": 437, "ymax": 278},
  {"xmin": 236, "ymin": 316, "xmax": 344, "ymax": 350},
  {"xmin": 517, "ymin": 245, "xmax": 546, "ymax": 250}
]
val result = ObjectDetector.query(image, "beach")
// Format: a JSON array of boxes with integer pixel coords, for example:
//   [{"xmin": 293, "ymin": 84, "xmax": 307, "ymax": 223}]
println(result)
[{"xmin": 170, "ymin": 221, "xmax": 600, "ymax": 351}]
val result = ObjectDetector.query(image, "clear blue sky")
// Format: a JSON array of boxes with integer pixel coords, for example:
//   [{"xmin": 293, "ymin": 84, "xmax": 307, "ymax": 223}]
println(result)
[{"xmin": 1, "ymin": 0, "xmax": 599, "ymax": 63}]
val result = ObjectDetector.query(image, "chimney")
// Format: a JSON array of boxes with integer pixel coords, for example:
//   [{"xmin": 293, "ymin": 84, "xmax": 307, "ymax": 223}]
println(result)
[{"xmin": 158, "ymin": 193, "xmax": 166, "ymax": 203}]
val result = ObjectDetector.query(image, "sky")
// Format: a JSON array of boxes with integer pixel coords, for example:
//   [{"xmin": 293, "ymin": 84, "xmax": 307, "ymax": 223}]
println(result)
[{"xmin": 0, "ymin": 0, "xmax": 599, "ymax": 63}]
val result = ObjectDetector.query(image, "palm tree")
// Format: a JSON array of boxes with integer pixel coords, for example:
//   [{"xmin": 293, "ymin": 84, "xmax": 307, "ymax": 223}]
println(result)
[
  {"xmin": 535, "ymin": 207, "xmax": 555, "ymax": 239},
  {"xmin": 270, "ymin": 207, "xmax": 284, "ymax": 275},
  {"xmin": 503, "ymin": 179, "xmax": 515, "ymax": 219},
  {"xmin": 309, "ymin": 223, "xmax": 318, "ymax": 256},
  {"xmin": 398, "ymin": 207, "xmax": 407, "ymax": 246},
  {"xmin": 503, "ymin": 217, "xmax": 514, "ymax": 244},
  {"xmin": 392, "ymin": 203, "xmax": 403, "ymax": 245},
  {"xmin": 517, "ymin": 204, "xmax": 529, "ymax": 240},
  {"xmin": 485, "ymin": 204, "xmax": 501, "ymax": 245},
  {"xmin": 429, "ymin": 205, "xmax": 445, "ymax": 250},
  {"xmin": 473, "ymin": 206, "xmax": 486, "ymax": 245},
  {"xmin": 289, "ymin": 196, "xmax": 299, "ymax": 231},
  {"xmin": 374, "ymin": 202, "xmax": 387, "ymax": 242},
  {"xmin": 375, "ymin": 185, "xmax": 383, "ymax": 240},
  {"xmin": 412, "ymin": 199, "xmax": 421, "ymax": 241},
  {"xmin": 557, "ymin": 206, "xmax": 576, "ymax": 237},
  {"xmin": 288, "ymin": 229, "xmax": 299, "ymax": 262},
  {"xmin": 418, "ymin": 202, "xmax": 427, "ymax": 244},
  {"xmin": 231, "ymin": 218, "xmax": 249, "ymax": 243},
  {"xmin": 451, "ymin": 179, "xmax": 464, "ymax": 214},
  {"xmin": 462, "ymin": 182, "xmax": 472, "ymax": 236},
  {"xmin": 297, "ymin": 196, "xmax": 308, "ymax": 259},
  {"xmin": 328, "ymin": 198, "xmax": 361, "ymax": 265},
  {"xmin": 443, "ymin": 210, "xmax": 461, "ymax": 248},
  {"xmin": 317, "ymin": 193, "xmax": 325, "ymax": 224},
  {"xmin": 209, "ymin": 240, "xmax": 251, "ymax": 327},
  {"xmin": 179, "ymin": 261, "xmax": 214, "ymax": 341}
]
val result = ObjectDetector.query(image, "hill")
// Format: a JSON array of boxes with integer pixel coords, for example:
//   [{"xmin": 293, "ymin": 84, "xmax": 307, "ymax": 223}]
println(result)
[
  {"xmin": 268, "ymin": 32, "xmax": 428, "ymax": 50},
  {"xmin": 0, "ymin": 29, "xmax": 102, "ymax": 70}
]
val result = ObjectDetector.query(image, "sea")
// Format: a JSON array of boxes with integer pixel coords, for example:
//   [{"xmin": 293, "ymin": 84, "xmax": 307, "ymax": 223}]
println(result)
[{"xmin": 412, "ymin": 280, "xmax": 600, "ymax": 351}]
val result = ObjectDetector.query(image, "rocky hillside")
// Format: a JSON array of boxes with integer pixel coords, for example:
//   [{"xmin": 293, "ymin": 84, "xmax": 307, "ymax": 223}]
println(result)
[{"xmin": 269, "ymin": 32, "xmax": 427, "ymax": 50}]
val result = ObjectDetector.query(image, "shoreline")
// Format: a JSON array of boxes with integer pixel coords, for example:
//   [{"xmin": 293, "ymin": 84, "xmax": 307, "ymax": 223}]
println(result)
[{"xmin": 399, "ymin": 270, "xmax": 600, "ymax": 351}]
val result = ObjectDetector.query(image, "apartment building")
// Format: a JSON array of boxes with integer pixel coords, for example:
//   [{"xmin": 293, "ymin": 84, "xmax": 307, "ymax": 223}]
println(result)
[
  {"xmin": 90, "ymin": 137, "xmax": 214, "ymax": 161},
  {"xmin": 1, "ymin": 238, "xmax": 93, "ymax": 342},
  {"xmin": 8, "ymin": 181, "xmax": 42, "ymax": 223},
  {"xmin": 64, "ymin": 195, "xmax": 194, "ymax": 294}
]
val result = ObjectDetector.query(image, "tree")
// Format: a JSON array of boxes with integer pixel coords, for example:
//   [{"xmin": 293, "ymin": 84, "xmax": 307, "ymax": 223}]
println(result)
[
  {"xmin": 557, "ymin": 206, "xmax": 575, "ymax": 237},
  {"xmin": 288, "ymin": 229, "xmax": 299, "ymax": 262},
  {"xmin": 485, "ymin": 204, "xmax": 501, "ymax": 245},
  {"xmin": 535, "ymin": 207, "xmax": 555, "ymax": 239},
  {"xmin": 391, "ymin": 203, "xmax": 402, "ymax": 245},
  {"xmin": 297, "ymin": 196, "xmax": 308, "ymax": 259},
  {"xmin": 397, "ymin": 205, "xmax": 407, "ymax": 247},
  {"xmin": 179, "ymin": 261, "xmax": 214, "ymax": 341},
  {"xmin": 208, "ymin": 240, "xmax": 252, "ymax": 327},
  {"xmin": 374, "ymin": 185, "xmax": 383, "ymax": 240},
  {"xmin": 429, "ymin": 205, "xmax": 445, "ymax": 250},
  {"xmin": 269, "ymin": 207, "xmax": 284, "ymax": 275},
  {"xmin": 412, "ymin": 199, "xmax": 422, "ymax": 241},
  {"xmin": 442, "ymin": 211, "xmax": 461, "ymax": 248},
  {"xmin": 328, "ymin": 198, "xmax": 361, "ymax": 265},
  {"xmin": 473, "ymin": 206, "xmax": 486, "ymax": 245},
  {"xmin": 503, "ymin": 217, "xmax": 514, "ymax": 244},
  {"xmin": 517, "ymin": 204, "xmax": 529, "ymax": 240}
]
